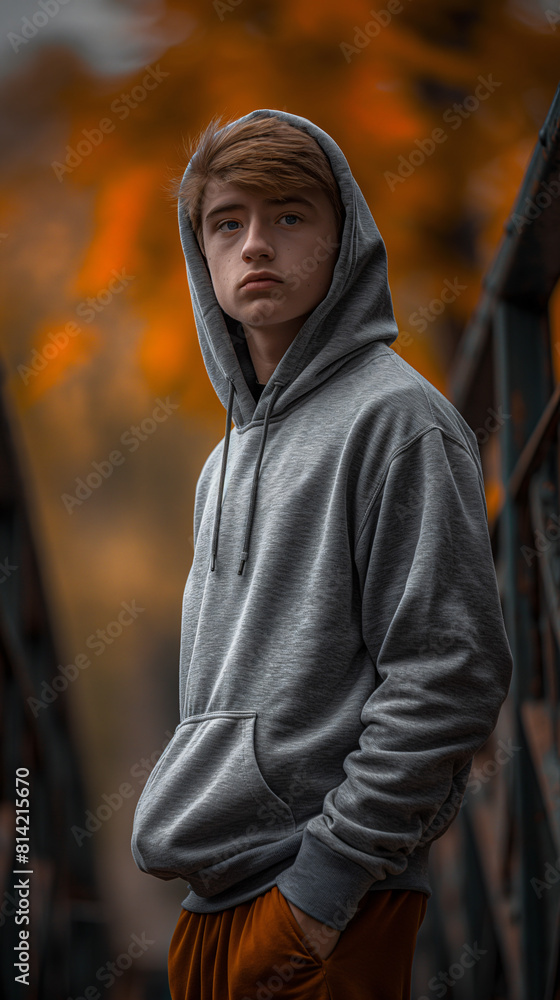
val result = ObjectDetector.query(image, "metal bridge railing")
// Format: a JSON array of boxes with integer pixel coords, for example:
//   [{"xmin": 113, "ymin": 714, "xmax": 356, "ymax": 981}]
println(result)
[
  {"xmin": 0, "ymin": 366, "xmax": 110, "ymax": 999},
  {"xmin": 413, "ymin": 80, "xmax": 560, "ymax": 1000}
]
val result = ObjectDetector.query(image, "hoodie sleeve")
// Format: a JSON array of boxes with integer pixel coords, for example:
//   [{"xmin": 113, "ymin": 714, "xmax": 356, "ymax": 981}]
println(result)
[{"xmin": 276, "ymin": 426, "xmax": 513, "ymax": 930}]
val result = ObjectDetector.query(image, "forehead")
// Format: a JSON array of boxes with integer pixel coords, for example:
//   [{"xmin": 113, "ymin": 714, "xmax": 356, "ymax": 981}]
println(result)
[{"xmin": 200, "ymin": 180, "xmax": 327, "ymax": 225}]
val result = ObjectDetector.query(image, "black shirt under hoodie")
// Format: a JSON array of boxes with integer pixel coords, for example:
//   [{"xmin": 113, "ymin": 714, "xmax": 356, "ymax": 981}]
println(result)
[{"xmin": 131, "ymin": 109, "xmax": 514, "ymax": 931}]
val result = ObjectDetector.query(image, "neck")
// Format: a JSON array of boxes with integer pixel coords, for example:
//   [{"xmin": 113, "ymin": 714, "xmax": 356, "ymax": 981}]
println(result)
[{"xmin": 243, "ymin": 315, "xmax": 309, "ymax": 384}]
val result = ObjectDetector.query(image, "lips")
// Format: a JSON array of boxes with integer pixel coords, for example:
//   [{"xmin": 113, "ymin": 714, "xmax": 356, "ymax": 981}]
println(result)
[{"xmin": 239, "ymin": 272, "xmax": 284, "ymax": 290}]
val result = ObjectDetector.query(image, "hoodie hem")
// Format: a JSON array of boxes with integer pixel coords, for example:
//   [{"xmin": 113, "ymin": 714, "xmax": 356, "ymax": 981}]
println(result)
[{"xmin": 180, "ymin": 831, "xmax": 431, "ymax": 930}]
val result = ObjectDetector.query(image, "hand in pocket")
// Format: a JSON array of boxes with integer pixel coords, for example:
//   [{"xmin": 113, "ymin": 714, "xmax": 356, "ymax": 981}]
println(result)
[{"xmin": 281, "ymin": 894, "xmax": 342, "ymax": 961}]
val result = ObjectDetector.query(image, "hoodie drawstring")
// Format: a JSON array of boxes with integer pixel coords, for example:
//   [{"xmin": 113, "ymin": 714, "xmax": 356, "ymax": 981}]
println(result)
[
  {"xmin": 237, "ymin": 380, "xmax": 284, "ymax": 576},
  {"xmin": 210, "ymin": 377, "xmax": 235, "ymax": 572},
  {"xmin": 209, "ymin": 378, "xmax": 285, "ymax": 577}
]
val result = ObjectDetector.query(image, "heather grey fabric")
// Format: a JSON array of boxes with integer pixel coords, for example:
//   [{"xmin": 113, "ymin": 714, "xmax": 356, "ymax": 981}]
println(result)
[{"xmin": 131, "ymin": 109, "xmax": 513, "ymax": 931}]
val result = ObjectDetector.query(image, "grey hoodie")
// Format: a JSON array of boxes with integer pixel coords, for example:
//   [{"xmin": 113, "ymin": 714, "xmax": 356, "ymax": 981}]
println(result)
[{"xmin": 131, "ymin": 109, "xmax": 513, "ymax": 931}]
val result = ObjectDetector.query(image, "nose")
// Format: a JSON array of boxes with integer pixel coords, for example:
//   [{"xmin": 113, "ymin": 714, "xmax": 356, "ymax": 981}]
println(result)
[{"xmin": 241, "ymin": 218, "xmax": 275, "ymax": 262}]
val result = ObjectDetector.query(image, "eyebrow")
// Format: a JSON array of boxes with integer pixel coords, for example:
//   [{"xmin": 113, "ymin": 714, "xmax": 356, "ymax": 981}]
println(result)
[{"xmin": 203, "ymin": 195, "xmax": 316, "ymax": 226}]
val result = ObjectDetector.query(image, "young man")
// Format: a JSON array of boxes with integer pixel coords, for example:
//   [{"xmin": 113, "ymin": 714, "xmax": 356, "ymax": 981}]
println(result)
[{"xmin": 132, "ymin": 110, "xmax": 513, "ymax": 999}]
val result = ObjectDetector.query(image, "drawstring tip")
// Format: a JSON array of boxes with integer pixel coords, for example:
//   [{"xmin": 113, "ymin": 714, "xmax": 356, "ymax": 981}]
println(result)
[
  {"xmin": 210, "ymin": 553, "xmax": 216, "ymax": 572},
  {"xmin": 237, "ymin": 553, "xmax": 247, "ymax": 576}
]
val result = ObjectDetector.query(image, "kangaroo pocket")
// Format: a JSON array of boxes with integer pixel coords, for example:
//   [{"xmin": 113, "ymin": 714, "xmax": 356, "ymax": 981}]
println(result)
[{"xmin": 131, "ymin": 711, "xmax": 296, "ymax": 894}]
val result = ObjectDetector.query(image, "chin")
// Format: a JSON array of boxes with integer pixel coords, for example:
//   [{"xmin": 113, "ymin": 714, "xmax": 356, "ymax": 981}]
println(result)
[{"xmin": 245, "ymin": 304, "xmax": 289, "ymax": 326}]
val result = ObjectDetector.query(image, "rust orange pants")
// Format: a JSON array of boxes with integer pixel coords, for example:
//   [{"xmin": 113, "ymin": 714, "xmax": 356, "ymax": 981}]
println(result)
[{"xmin": 168, "ymin": 884, "xmax": 428, "ymax": 999}]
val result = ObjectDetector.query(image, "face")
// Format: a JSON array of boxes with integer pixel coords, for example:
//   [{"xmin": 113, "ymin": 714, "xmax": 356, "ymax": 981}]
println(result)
[{"xmin": 200, "ymin": 180, "xmax": 341, "ymax": 340}]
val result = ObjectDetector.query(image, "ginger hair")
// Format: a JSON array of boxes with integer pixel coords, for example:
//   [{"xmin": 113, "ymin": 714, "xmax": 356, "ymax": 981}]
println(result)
[{"xmin": 177, "ymin": 114, "xmax": 344, "ymax": 252}]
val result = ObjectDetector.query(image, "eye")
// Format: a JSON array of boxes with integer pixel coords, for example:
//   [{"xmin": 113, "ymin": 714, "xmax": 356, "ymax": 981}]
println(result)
[
  {"xmin": 217, "ymin": 219, "xmax": 241, "ymax": 232},
  {"xmin": 281, "ymin": 214, "xmax": 301, "ymax": 226}
]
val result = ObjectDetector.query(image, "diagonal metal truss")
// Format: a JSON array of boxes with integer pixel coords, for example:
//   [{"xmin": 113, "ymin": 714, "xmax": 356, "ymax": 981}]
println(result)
[
  {"xmin": 413, "ymin": 81, "xmax": 560, "ymax": 1000},
  {"xmin": 0, "ymin": 366, "xmax": 110, "ymax": 999}
]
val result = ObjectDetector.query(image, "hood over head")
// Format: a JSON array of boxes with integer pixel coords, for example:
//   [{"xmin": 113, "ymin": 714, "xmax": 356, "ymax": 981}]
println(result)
[
  {"xmin": 177, "ymin": 109, "xmax": 399, "ymax": 575},
  {"xmin": 178, "ymin": 108, "xmax": 399, "ymax": 429}
]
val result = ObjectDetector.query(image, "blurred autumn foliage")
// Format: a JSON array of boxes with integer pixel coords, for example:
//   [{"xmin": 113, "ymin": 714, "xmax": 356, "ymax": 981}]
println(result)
[
  {"xmin": 2, "ymin": 0, "xmax": 559, "ymax": 413},
  {"xmin": 0, "ymin": 0, "xmax": 558, "ymax": 964}
]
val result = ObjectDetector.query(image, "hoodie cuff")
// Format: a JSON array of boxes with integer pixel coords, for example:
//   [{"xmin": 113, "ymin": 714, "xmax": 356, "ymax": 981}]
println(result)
[{"xmin": 275, "ymin": 828, "xmax": 376, "ymax": 930}]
